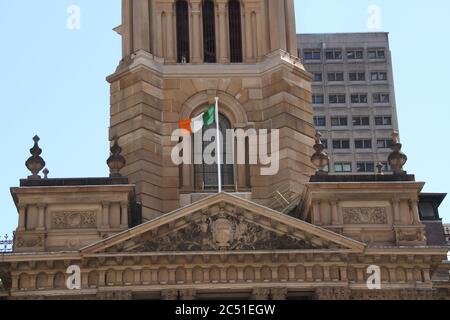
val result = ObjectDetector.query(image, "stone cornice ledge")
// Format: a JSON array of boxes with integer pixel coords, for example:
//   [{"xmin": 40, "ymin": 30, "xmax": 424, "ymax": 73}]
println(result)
[{"xmin": 107, "ymin": 49, "xmax": 312, "ymax": 82}]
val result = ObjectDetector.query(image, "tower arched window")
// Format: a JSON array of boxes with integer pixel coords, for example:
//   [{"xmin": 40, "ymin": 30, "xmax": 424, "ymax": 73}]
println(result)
[
  {"xmin": 195, "ymin": 114, "xmax": 235, "ymax": 190},
  {"xmin": 202, "ymin": 0, "xmax": 216, "ymax": 63},
  {"xmin": 176, "ymin": 0, "xmax": 190, "ymax": 63},
  {"xmin": 228, "ymin": 0, "xmax": 243, "ymax": 63}
]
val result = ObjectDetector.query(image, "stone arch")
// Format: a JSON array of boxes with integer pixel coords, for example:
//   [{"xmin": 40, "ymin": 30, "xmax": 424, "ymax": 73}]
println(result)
[
  {"xmin": 176, "ymin": 267, "xmax": 186, "ymax": 284},
  {"xmin": 158, "ymin": 268, "xmax": 169, "ymax": 284},
  {"xmin": 36, "ymin": 273, "xmax": 48, "ymax": 290},
  {"xmin": 180, "ymin": 90, "xmax": 248, "ymax": 127},
  {"xmin": 193, "ymin": 266, "xmax": 204, "ymax": 283},
  {"xmin": 141, "ymin": 269, "xmax": 152, "ymax": 285},
  {"xmin": 330, "ymin": 266, "xmax": 340, "ymax": 281},
  {"xmin": 261, "ymin": 266, "xmax": 272, "ymax": 282},
  {"xmin": 88, "ymin": 271, "xmax": 98, "ymax": 288},
  {"xmin": 312, "ymin": 265, "xmax": 324, "ymax": 281},
  {"xmin": 54, "ymin": 272, "xmax": 66, "ymax": 289},
  {"xmin": 244, "ymin": 266, "xmax": 255, "ymax": 282},
  {"xmin": 396, "ymin": 267, "xmax": 406, "ymax": 283},
  {"xmin": 295, "ymin": 265, "xmax": 306, "ymax": 282},
  {"xmin": 210, "ymin": 266, "xmax": 221, "ymax": 283},
  {"xmin": 179, "ymin": 90, "xmax": 251, "ymax": 191},
  {"xmin": 227, "ymin": 267, "xmax": 238, "ymax": 283},
  {"xmin": 18, "ymin": 273, "xmax": 30, "ymax": 291},
  {"xmin": 278, "ymin": 265, "xmax": 289, "ymax": 282},
  {"xmin": 381, "ymin": 267, "xmax": 390, "ymax": 283},
  {"xmin": 106, "ymin": 269, "xmax": 116, "ymax": 286},
  {"xmin": 347, "ymin": 267, "xmax": 356, "ymax": 283},
  {"xmin": 123, "ymin": 268, "xmax": 134, "ymax": 285},
  {"xmin": 413, "ymin": 267, "xmax": 423, "ymax": 282}
]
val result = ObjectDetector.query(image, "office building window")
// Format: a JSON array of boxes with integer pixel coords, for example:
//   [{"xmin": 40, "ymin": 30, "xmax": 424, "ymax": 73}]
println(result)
[
  {"xmin": 335, "ymin": 162, "xmax": 352, "ymax": 173},
  {"xmin": 313, "ymin": 73, "xmax": 323, "ymax": 82},
  {"xmin": 375, "ymin": 116, "xmax": 392, "ymax": 126},
  {"xmin": 357, "ymin": 162, "xmax": 375, "ymax": 173},
  {"xmin": 349, "ymin": 72, "xmax": 366, "ymax": 81},
  {"xmin": 332, "ymin": 139, "xmax": 350, "ymax": 150},
  {"xmin": 368, "ymin": 49, "xmax": 386, "ymax": 59},
  {"xmin": 312, "ymin": 95, "xmax": 325, "ymax": 105},
  {"xmin": 325, "ymin": 49, "xmax": 342, "ymax": 60},
  {"xmin": 352, "ymin": 116, "xmax": 370, "ymax": 126},
  {"xmin": 351, "ymin": 94, "xmax": 368, "ymax": 104},
  {"xmin": 331, "ymin": 116, "xmax": 348, "ymax": 127},
  {"xmin": 373, "ymin": 93, "xmax": 390, "ymax": 104},
  {"xmin": 327, "ymin": 72, "xmax": 344, "ymax": 82},
  {"xmin": 304, "ymin": 50, "xmax": 321, "ymax": 60},
  {"xmin": 355, "ymin": 139, "xmax": 372, "ymax": 149},
  {"xmin": 314, "ymin": 116, "xmax": 326, "ymax": 127},
  {"xmin": 371, "ymin": 71, "xmax": 388, "ymax": 81},
  {"xmin": 377, "ymin": 139, "xmax": 394, "ymax": 149},
  {"xmin": 347, "ymin": 50, "xmax": 364, "ymax": 60},
  {"xmin": 329, "ymin": 94, "xmax": 346, "ymax": 104}
]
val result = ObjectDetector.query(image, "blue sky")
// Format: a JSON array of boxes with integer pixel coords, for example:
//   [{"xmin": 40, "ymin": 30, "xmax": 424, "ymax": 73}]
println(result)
[{"xmin": 0, "ymin": 0, "xmax": 449, "ymax": 237}]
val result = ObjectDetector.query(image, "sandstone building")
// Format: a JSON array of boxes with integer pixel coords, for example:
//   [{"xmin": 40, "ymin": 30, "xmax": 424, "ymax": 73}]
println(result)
[
  {"xmin": 298, "ymin": 33, "xmax": 399, "ymax": 174},
  {"xmin": 0, "ymin": 0, "xmax": 449, "ymax": 300}
]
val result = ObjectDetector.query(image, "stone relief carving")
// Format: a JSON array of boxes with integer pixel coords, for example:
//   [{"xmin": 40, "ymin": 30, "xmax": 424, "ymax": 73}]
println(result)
[
  {"xmin": 342, "ymin": 207, "xmax": 388, "ymax": 225},
  {"xmin": 138, "ymin": 213, "xmax": 315, "ymax": 252},
  {"xmin": 16, "ymin": 236, "xmax": 44, "ymax": 248},
  {"xmin": 52, "ymin": 212, "xmax": 96, "ymax": 229}
]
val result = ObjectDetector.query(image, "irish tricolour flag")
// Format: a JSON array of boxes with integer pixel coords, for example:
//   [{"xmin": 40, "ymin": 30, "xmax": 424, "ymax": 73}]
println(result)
[{"xmin": 178, "ymin": 105, "xmax": 216, "ymax": 134}]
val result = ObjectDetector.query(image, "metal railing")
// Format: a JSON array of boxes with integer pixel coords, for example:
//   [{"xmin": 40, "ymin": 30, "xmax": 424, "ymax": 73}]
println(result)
[{"xmin": 0, "ymin": 234, "xmax": 13, "ymax": 254}]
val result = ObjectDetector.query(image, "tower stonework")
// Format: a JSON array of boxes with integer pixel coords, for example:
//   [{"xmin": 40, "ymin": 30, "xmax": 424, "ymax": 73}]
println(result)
[{"xmin": 109, "ymin": 0, "xmax": 316, "ymax": 221}]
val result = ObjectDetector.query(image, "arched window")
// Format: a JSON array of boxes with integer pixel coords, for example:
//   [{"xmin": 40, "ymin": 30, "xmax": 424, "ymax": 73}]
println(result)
[
  {"xmin": 176, "ymin": 0, "xmax": 190, "ymax": 63},
  {"xmin": 228, "ymin": 0, "xmax": 243, "ymax": 63},
  {"xmin": 202, "ymin": 0, "xmax": 216, "ymax": 63},
  {"xmin": 195, "ymin": 114, "xmax": 235, "ymax": 190}
]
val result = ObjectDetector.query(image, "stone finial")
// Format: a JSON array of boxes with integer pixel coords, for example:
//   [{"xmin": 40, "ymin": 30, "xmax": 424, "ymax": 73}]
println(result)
[
  {"xmin": 310, "ymin": 132, "xmax": 330, "ymax": 175},
  {"xmin": 25, "ymin": 135, "xmax": 46, "ymax": 180},
  {"xmin": 107, "ymin": 136, "xmax": 126, "ymax": 177},
  {"xmin": 43, "ymin": 168, "xmax": 49, "ymax": 179},
  {"xmin": 388, "ymin": 131, "xmax": 408, "ymax": 175}
]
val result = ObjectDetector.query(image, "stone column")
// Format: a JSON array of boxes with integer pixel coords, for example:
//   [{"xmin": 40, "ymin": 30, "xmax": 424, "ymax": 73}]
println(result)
[
  {"xmin": 312, "ymin": 201, "xmax": 321, "ymax": 225},
  {"xmin": 392, "ymin": 199, "xmax": 400, "ymax": 224},
  {"xmin": 284, "ymin": 0, "xmax": 298, "ymax": 56},
  {"xmin": 217, "ymin": 0, "xmax": 229, "ymax": 63},
  {"xmin": 18, "ymin": 205, "xmax": 27, "ymax": 231},
  {"xmin": 244, "ymin": 10, "xmax": 253, "ymax": 62},
  {"xmin": 330, "ymin": 200, "xmax": 339, "ymax": 225},
  {"xmin": 191, "ymin": 0, "xmax": 202, "ymax": 63},
  {"xmin": 324, "ymin": 267, "xmax": 331, "ymax": 282},
  {"xmin": 409, "ymin": 199, "xmax": 421, "ymax": 224},
  {"xmin": 340, "ymin": 267, "xmax": 348, "ymax": 281},
  {"xmin": 132, "ymin": 0, "xmax": 151, "ymax": 52},
  {"xmin": 306, "ymin": 267, "xmax": 313, "ymax": 282},
  {"xmin": 166, "ymin": 5, "xmax": 176, "ymax": 63},
  {"xmin": 102, "ymin": 202, "xmax": 110, "ymax": 229},
  {"xmin": 120, "ymin": 202, "xmax": 129, "ymax": 228},
  {"xmin": 37, "ymin": 204, "xmax": 46, "ymax": 231}
]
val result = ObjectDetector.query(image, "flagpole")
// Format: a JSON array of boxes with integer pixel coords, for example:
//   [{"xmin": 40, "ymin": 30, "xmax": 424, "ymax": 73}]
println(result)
[{"xmin": 215, "ymin": 97, "xmax": 222, "ymax": 193}]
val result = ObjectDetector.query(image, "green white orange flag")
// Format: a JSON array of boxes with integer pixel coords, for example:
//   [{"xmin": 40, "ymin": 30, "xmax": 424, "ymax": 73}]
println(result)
[{"xmin": 178, "ymin": 105, "xmax": 216, "ymax": 134}]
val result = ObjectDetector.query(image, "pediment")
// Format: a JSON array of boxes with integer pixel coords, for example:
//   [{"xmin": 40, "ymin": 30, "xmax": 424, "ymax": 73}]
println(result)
[{"xmin": 82, "ymin": 193, "xmax": 365, "ymax": 254}]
